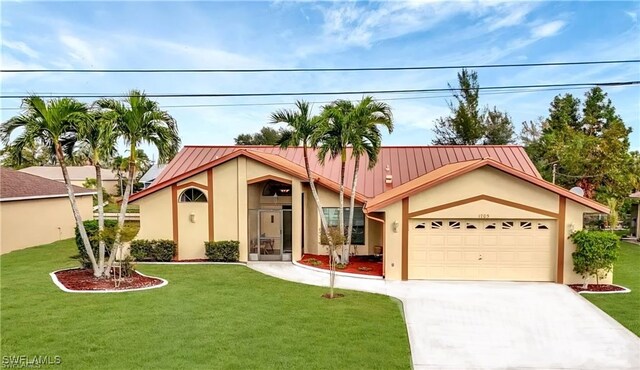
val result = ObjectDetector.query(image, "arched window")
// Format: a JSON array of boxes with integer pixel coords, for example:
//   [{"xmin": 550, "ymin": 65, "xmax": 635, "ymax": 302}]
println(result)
[
  {"xmin": 262, "ymin": 181, "xmax": 292, "ymax": 196},
  {"xmin": 179, "ymin": 188, "xmax": 207, "ymax": 202}
]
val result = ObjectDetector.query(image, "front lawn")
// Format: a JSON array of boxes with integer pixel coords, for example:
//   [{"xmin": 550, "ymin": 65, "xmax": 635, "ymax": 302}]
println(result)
[
  {"xmin": 584, "ymin": 241, "xmax": 640, "ymax": 336},
  {"xmin": 1, "ymin": 240, "xmax": 411, "ymax": 369}
]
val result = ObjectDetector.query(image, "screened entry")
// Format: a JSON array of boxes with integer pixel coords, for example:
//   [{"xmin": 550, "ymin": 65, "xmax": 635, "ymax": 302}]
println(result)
[{"xmin": 248, "ymin": 208, "xmax": 292, "ymax": 261}]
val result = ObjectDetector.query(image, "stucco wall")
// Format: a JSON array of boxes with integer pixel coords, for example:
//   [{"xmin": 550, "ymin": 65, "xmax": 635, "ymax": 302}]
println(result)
[
  {"xmin": 563, "ymin": 200, "xmax": 613, "ymax": 284},
  {"xmin": 0, "ymin": 196, "xmax": 93, "ymax": 254},
  {"xmin": 136, "ymin": 187, "xmax": 173, "ymax": 241},
  {"xmin": 382, "ymin": 201, "xmax": 403, "ymax": 280}
]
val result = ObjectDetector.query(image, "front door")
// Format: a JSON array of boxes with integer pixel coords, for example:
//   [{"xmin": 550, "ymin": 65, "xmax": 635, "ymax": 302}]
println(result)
[{"xmin": 258, "ymin": 210, "xmax": 282, "ymax": 261}]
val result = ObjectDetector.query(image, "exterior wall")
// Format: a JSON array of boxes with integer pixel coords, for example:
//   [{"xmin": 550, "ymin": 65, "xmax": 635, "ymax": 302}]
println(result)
[
  {"xmin": 382, "ymin": 201, "xmax": 403, "ymax": 280},
  {"xmin": 68, "ymin": 179, "xmax": 119, "ymax": 194},
  {"xmin": 0, "ymin": 196, "xmax": 93, "ymax": 254},
  {"xmin": 177, "ymin": 193, "xmax": 209, "ymax": 260},
  {"xmin": 563, "ymin": 200, "xmax": 613, "ymax": 284},
  {"xmin": 213, "ymin": 160, "xmax": 239, "ymax": 242},
  {"xmin": 136, "ymin": 187, "xmax": 173, "ymax": 241}
]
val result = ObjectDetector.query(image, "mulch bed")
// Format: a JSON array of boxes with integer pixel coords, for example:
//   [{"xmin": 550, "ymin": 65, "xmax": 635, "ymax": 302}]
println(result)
[
  {"xmin": 568, "ymin": 284, "xmax": 626, "ymax": 293},
  {"xmin": 55, "ymin": 269, "xmax": 163, "ymax": 291},
  {"xmin": 299, "ymin": 254, "xmax": 383, "ymax": 276}
]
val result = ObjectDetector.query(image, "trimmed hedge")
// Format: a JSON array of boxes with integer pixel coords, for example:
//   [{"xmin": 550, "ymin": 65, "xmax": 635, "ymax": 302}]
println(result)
[
  {"xmin": 75, "ymin": 220, "xmax": 118, "ymax": 268},
  {"xmin": 205, "ymin": 241, "xmax": 239, "ymax": 262},
  {"xmin": 130, "ymin": 239, "xmax": 176, "ymax": 262}
]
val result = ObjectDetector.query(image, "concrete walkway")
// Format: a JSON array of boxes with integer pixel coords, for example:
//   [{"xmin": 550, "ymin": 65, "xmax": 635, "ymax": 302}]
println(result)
[{"xmin": 248, "ymin": 262, "xmax": 640, "ymax": 370}]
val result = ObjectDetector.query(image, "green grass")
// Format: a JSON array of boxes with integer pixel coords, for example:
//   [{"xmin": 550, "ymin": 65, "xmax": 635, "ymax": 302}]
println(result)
[
  {"xmin": 101, "ymin": 203, "xmax": 139, "ymax": 213},
  {"xmin": 584, "ymin": 241, "xmax": 640, "ymax": 336},
  {"xmin": 1, "ymin": 239, "xmax": 410, "ymax": 369}
]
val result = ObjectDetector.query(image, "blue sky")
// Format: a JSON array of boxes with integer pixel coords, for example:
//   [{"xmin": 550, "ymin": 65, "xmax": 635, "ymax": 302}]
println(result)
[{"xmin": 2, "ymin": 1, "xmax": 639, "ymax": 159}]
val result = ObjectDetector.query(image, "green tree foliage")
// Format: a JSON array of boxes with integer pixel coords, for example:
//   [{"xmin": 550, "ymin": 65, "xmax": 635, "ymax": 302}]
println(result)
[
  {"xmin": 234, "ymin": 126, "xmax": 285, "ymax": 145},
  {"xmin": 523, "ymin": 87, "xmax": 637, "ymax": 202},
  {"xmin": 570, "ymin": 230, "xmax": 620, "ymax": 287},
  {"xmin": 432, "ymin": 69, "xmax": 515, "ymax": 145}
]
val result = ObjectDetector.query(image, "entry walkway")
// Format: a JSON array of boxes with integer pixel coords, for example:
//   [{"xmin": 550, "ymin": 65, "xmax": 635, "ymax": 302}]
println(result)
[{"xmin": 248, "ymin": 262, "xmax": 640, "ymax": 370}]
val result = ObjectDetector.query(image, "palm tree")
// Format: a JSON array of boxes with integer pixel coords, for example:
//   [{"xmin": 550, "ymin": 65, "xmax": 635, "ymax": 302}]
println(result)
[
  {"xmin": 315, "ymin": 100, "xmax": 354, "ymax": 263},
  {"xmin": 344, "ymin": 97, "xmax": 393, "ymax": 255},
  {"xmin": 76, "ymin": 110, "xmax": 118, "ymax": 275},
  {"xmin": 96, "ymin": 90, "xmax": 180, "ymax": 274},
  {"xmin": 271, "ymin": 100, "xmax": 338, "ymax": 297},
  {"xmin": 0, "ymin": 96, "xmax": 100, "ymax": 274}
]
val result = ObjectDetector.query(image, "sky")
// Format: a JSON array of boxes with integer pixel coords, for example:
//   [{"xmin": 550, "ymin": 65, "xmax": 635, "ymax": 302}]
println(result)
[{"xmin": 1, "ymin": 0, "xmax": 639, "ymax": 160}]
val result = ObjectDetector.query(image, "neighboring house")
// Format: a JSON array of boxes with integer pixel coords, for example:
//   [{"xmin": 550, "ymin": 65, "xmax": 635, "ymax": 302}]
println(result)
[
  {"xmin": 630, "ymin": 191, "xmax": 639, "ymax": 239},
  {"xmin": 0, "ymin": 168, "xmax": 95, "ymax": 254},
  {"xmin": 129, "ymin": 145, "xmax": 609, "ymax": 284},
  {"xmin": 20, "ymin": 165, "xmax": 119, "ymax": 195},
  {"xmin": 139, "ymin": 163, "xmax": 167, "ymax": 189}
]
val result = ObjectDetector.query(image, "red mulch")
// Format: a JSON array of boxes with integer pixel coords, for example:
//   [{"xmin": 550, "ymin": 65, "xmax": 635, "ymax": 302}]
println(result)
[
  {"xmin": 299, "ymin": 254, "xmax": 383, "ymax": 276},
  {"xmin": 55, "ymin": 269, "xmax": 163, "ymax": 291},
  {"xmin": 569, "ymin": 284, "xmax": 626, "ymax": 293}
]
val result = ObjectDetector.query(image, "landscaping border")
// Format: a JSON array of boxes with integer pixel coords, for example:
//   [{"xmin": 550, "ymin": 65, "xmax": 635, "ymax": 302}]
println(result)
[
  {"xmin": 573, "ymin": 284, "xmax": 631, "ymax": 295},
  {"xmin": 50, "ymin": 267, "xmax": 168, "ymax": 294},
  {"xmin": 292, "ymin": 260, "xmax": 384, "ymax": 280},
  {"xmin": 136, "ymin": 261, "xmax": 246, "ymax": 265}
]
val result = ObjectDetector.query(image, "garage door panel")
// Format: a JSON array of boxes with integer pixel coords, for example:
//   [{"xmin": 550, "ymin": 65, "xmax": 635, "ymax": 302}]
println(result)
[{"xmin": 409, "ymin": 218, "xmax": 556, "ymax": 281}]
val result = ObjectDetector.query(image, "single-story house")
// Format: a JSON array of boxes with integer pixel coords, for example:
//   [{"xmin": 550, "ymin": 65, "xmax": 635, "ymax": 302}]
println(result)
[
  {"xmin": 20, "ymin": 165, "xmax": 120, "ymax": 195},
  {"xmin": 139, "ymin": 163, "xmax": 167, "ymax": 189},
  {"xmin": 129, "ymin": 145, "xmax": 609, "ymax": 284},
  {"xmin": 0, "ymin": 167, "xmax": 95, "ymax": 254},
  {"xmin": 630, "ymin": 191, "xmax": 639, "ymax": 238}
]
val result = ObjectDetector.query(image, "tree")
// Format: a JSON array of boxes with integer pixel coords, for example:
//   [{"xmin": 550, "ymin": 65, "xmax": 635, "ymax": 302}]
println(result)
[
  {"xmin": 96, "ymin": 90, "xmax": 181, "ymax": 276},
  {"xmin": 0, "ymin": 96, "xmax": 100, "ymax": 275},
  {"xmin": 0, "ymin": 139, "xmax": 55, "ymax": 169},
  {"xmin": 570, "ymin": 230, "xmax": 620, "ymax": 288},
  {"xmin": 315, "ymin": 100, "xmax": 353, "ymax": 263},
  {"xmin": 235, "ymin": 126, "xmax": 285, "ymax": 145},
  {"xmin": 271, "ymin": 100, "xmax": 338, "ymax": 297},
  {"xmin": 525, "ymin": 88, "xmax": 635, "ymax": 202},
  {"xmin": 76, "ymin": 111, "xmax": 118, "ymax": 275},
  {"xmin": 483, "ymin": 107, "xmax": 515, "ymax": 145},
  {"xmin": 432, "ymin": 69, "xmax": 514, "ymax": 145},
  {"xmin": 343, "ymin": 97, "xmax": 393, "ymax": 259}
]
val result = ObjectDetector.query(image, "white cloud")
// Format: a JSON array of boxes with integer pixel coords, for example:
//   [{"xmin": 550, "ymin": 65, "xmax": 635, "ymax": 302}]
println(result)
[
  {"xmin": 625, "ymin": 11, "xmax": 637, "ymax": 23},
  {"xmin": 59, "ymin": 33, "xmax": 110, "ymax": 68},
  {"xmin": 531, "ymin": 20, "xmax": 566, "ymax": 38},
  {"xmin": 1, "ymin": 39, "xmax": 38, "ymax": 59}
]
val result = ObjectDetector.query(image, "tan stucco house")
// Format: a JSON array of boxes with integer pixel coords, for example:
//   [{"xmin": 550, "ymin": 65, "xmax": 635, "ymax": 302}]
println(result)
[
  {"xmin": 630, "ymin": 191, "xmax": 639, "ymax": 239},
  {"xmin": 1, "ymin": 168, "xmax": 95, "ymax": 254},
  {"xmin": 20, "ymin": 165, "xmax": 120, "ymax": 195},
  {"xmin": 129, "ymin": 145, "xmax": 609, "ymax": 284}
]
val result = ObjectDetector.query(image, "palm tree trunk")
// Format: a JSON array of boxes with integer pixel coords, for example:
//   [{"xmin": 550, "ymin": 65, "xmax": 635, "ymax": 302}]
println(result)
[
  {"xmin": 339, "ymin": 149, "xmax": 348, "ymax": 263},
  {"xmin": 105, "ymin": 147, "xmax": 136, "ymax": 275},
  {"xmin": 55, "ymin": 143, "xmax": 100, "ymax": 276},
  {"xmin": 303, "ymin": 145, "xmax": 331, "ymax": 239},
  {"xmin": 95, "ymin": 160, "xmax": 106, "ymax": 275},
  {"xmin": 346, "ymin": 156, "xmax": 360, "ymax": 257}
]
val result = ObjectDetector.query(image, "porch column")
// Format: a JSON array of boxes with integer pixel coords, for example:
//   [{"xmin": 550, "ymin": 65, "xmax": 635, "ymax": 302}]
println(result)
[
  {"xmin": 292, "ymin": 180, "xmax": 303, "ymax": 261},
  {"xmin": 237, "ymin": 157, "xmax": 248, "ymax": 262}
]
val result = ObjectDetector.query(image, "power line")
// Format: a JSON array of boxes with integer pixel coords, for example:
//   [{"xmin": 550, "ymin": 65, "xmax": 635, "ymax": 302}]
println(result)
[
  {"xmin": 2, "ymin": 59, "xmax": 638, "ymax": 74},
  {"xmin": 1, "ymin": 81, "xmax": 637, "ymax": 100},
  {"xmin": 0, "ymin": 85, "xmax": 618, "ymax": 111}
]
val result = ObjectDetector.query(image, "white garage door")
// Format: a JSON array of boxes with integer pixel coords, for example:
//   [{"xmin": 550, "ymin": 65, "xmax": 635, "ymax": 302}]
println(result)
[{"xmin": 408, "ymin": 219, "xmax": 556, "ymax": 281}]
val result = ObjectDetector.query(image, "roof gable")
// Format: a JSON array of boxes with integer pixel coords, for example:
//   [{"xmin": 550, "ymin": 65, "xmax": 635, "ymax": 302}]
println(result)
[{"xmin": 19, "ymin": 165, "xmax": 118, "ymax": 181}]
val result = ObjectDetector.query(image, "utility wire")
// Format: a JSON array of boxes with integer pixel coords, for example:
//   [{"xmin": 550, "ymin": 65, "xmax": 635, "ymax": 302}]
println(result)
[
  {"xmin": 0, "ymin": 85, "xmax": 619, "ymax": 111},
  {"xmin": 2, "ymin": 59, "xmax": 638, "ymax": 73},
  {"xmin": 1, "ymin": 81, "xmax": 638, "ymax": 100}
]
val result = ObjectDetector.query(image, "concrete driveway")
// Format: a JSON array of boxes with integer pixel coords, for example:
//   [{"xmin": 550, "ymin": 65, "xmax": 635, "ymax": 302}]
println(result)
[{"xmin": 249, "ymin": 262, "xmax": 640, "ymax": 370}]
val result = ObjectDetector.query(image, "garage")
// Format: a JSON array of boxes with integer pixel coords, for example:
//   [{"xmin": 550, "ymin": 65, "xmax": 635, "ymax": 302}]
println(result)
[{"xmin": 408, "ymin": 218, "xmax": 556, "ymax": 281}]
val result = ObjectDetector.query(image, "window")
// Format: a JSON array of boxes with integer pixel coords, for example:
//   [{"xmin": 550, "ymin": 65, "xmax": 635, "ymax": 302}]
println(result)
[
  {"xmin": 485, "ymin": 222, "xmax": 496, "ymax": 229},
  {"xmin": 537, "ymin": 223, "xmax": 549, "ymax": 230},
  {"xmin": 449, "ymin": 221, "xmax": 461, "ymax": 229},
  {"xmin": 322, "ymin": 207, "xmax": 365, "ymax": 245},
  {"xmin": 414, "ymin": 223, "xmax": 426, "ymax": 229},
  {"xmin": 466, "ymin": 222, "xmax": 478, "ymax": 229},
  {"xmin": 262, "ymin": 181, "xmax": 292, "ymax": 196},
  {"xmin": 179, "ymin": 188, "xmax": 207, "ymax": 202},
  {"xmin": 502, "ymin": 221, "xmax": 514, "ymax": 229},
  {"xmin": 520, "ymin": 221, "xmax": 532, "ymax": 229},
  {"xmin": 431, "ymin": 221, "xmax": 443, "ymax": 229}
]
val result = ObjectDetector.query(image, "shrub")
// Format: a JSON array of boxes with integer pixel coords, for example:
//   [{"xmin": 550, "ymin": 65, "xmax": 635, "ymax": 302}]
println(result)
[
  {"xmin": 205, "ymin": 241, "xmax": 239, "ymax": 262},
  {"xmin": 75, "ymin": 220, "xmax": 118, "ymax": 268},
  {"xmin": 116, "ymin": 255, "xmax": 136, "ymax": 277},
  {"xmin": 305, "ymin": 258, "xmax": 322, "ymax": 266},
  {"xmin": 129, "ymin": 239, "xmax": 176, "ymax": 262},
  {"xmin": 570, "ymin": 230, "xmax": 620, "ymax": 287},
  {"xmin": 335, "ymin": 263, "xmax": 347, "ymax": 270},
  {"xmin": 358, "ymin": 266, "xmax": 372, "ymax": 272}
]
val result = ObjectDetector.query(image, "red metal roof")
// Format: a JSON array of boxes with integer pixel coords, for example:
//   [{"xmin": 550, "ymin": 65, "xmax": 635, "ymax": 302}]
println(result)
[{"xmin": 150, "ymin": 145, "xmax": 541, "ymax": 200}]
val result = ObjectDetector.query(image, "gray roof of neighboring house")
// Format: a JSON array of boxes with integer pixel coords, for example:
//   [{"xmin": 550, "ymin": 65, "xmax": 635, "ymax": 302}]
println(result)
[
  {"xmin": 19, "ymin": 165, "xmax": 118, "ymax": 181},
  {"xmin": 1, "ymin": 167, "xmax": 95, "ymax": 201},
  {"xmin": 139, "ymin": 163, "xmax": 166, "ymax": 184}
]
